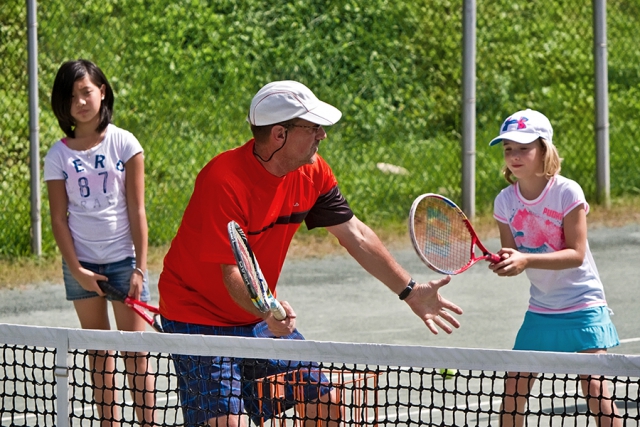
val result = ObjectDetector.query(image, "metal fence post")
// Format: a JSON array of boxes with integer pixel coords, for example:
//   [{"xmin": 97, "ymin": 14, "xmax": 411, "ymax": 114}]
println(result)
[
  {"xmin": 27, "ymin": 0, "xmax": 42, "ymax": 256},
  {"xmin": 593, "ymin": 0, "xmax": 610, "ymax": 207},
  {"xmin": 461, "ymin": 0, "xmax": 477, "ymax": 218}
]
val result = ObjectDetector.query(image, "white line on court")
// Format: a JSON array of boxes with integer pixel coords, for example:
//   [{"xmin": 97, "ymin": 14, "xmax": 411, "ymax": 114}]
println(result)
[{"xmin": 1, "ymin": 395, "xmax": 178, "ymax": 425}]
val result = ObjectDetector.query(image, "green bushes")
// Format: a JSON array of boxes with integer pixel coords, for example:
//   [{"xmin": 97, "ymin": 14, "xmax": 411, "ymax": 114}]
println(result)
[{"xmin": 1, "ymin": 0, "xmax": 639, "ymax": 256}]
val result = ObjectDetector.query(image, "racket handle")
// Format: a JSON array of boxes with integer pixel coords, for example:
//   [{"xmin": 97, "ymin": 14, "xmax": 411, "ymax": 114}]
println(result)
[
  {"xmin": 271, "ymin": 300, "xmax": 287, "ymax": 321},
  {"xmin": 97, "ymin": 280, "xmax": 128, "ymax": 302},
  {"xmin": 488, "ymin": 253, "xmax": 501, "ymax": 263}
]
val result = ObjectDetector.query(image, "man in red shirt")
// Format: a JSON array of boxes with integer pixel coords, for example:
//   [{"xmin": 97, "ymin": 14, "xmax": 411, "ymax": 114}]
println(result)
[{"xmin": 158, "ymin": 80, "xmax": 463, "ymax": 427}]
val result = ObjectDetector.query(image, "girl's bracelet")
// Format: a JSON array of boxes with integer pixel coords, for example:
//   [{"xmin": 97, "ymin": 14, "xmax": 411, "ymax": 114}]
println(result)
[{"xmin": 133, "ymin": 267, "xmax": 146, "ymax": 277}]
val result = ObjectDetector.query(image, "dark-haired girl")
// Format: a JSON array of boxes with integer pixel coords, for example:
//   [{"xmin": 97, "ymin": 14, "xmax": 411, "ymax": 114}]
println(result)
[{"xmin": 44, "ymin": 59, "xmax": 155, "ymax": 426}]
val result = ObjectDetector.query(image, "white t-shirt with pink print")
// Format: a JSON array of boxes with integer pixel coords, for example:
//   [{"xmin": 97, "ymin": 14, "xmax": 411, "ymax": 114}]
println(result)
[{"xmin": 493, "ymin": 174, "xmax": 608, "ymax": 314}]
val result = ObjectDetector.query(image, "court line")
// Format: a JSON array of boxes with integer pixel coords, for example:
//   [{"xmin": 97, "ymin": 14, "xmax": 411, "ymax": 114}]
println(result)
[
  {"xmin": 1, "ymin": 394, "xmax": 178, "ymax": 425},
  {"xmin": 620, "ymin": 337, "xmax": 640, "ymax": 344}
]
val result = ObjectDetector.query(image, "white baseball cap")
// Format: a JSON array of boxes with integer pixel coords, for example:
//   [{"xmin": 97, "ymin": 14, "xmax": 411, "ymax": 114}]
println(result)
[
  {"xmin": 247, "ymin": 80, "xmax": 342, "ymax": 126},
  {"xmin": 489, "ymin": 109, "xmax": 553, "ymax": 146}
]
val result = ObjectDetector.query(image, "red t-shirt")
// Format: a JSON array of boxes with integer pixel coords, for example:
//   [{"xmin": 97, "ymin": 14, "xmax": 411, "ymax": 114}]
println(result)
[{"xmin": 158, "ymin": 139, "xmax": 353, "ymax": 326}]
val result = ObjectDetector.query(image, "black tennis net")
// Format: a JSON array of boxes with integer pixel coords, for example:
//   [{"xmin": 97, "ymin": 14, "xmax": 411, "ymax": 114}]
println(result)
[{"xmin": 1, "ymin": 323, "xmax": 638, "ymax": 426}]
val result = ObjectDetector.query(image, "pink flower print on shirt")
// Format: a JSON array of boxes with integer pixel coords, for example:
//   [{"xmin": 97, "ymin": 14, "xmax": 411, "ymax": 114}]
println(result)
[{"xmin": 511, "ymin": 208, "xmax": 564, "ymax": 253}]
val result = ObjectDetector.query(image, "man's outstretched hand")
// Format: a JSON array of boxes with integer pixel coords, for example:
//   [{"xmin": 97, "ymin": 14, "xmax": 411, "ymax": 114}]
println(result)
[{"xmin": 404, "ymin": 276, "xmax": 463, "ymax": 334}]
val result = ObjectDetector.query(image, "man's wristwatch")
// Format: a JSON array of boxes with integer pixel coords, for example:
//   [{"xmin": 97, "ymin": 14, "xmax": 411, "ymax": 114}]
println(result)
[{"xmin": 398, "ymin": 279, "xmax": 416, "ymax": 300}]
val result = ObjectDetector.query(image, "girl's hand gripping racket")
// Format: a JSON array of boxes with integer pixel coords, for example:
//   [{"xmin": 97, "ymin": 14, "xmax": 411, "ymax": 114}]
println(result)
[
  {"xmin": 97, "ymin": 280, "xmax": 163, "ymax": 332},
  {"xmin": 409, "ymin": 193, "xmax": 500, "ymax": 275},
  {"xmin": 227, "ymin": 221, "xmax": 287, "ymax": 320}
]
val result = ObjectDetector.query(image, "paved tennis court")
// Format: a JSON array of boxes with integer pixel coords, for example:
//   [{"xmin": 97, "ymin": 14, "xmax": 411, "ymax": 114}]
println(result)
[
  {"xmin": 0, "ymin": 224, "xmax": 638, "ymax": 426},
  {"xmin": 276, "ymin": 224, "xmax": 640, "ymax": 355},
  {"xmin": 0, "ymin": 224, "xmax": 638, "ymax": 355}
]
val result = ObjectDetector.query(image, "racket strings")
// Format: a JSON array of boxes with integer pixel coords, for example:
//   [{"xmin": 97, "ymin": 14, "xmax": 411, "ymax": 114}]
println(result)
[
  {"xmin": 415, "ymin": 198, "xmax": 473, "ymax": 273},
  {"xmin": 228, "ymin": 222, "xmax": 284, "ymax": 318},
  {"xmin": 234, "ymin": 232, "xmax": 264, "ymax": 299}
]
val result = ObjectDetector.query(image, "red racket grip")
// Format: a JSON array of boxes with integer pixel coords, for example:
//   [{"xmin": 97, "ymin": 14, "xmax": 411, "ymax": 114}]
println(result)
[{"xmin": 487, "ymin": 253, "xmax": 501, "ymax": 263}]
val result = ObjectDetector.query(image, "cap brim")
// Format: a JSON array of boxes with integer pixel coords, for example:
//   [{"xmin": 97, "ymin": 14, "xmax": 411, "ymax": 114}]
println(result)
[
  {"xmin": 488, "ymin": 131, "xmax": 540, "ymax": 146},
  {"xmin": 298, "ymin": 101, "xmax": 342, "ymax": 126}
]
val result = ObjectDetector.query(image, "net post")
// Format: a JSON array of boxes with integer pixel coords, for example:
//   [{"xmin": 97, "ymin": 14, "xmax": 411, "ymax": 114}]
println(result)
[{"xmin": 54, "ymin": 328, "xmax": 70, "ymax": 427}]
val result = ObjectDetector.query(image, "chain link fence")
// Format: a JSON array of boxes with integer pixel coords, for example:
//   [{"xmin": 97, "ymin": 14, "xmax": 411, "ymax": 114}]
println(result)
[
  {"xmin": 1, "ymin": 1, "xmax": 31, "ymax": 256},
  {"xmin": 608, "ymin": 0, "xmax": 640, "ymax": 195},
  {"xmin": 2, "ymin": 0, "xmax": 640, "ymax": 257}
]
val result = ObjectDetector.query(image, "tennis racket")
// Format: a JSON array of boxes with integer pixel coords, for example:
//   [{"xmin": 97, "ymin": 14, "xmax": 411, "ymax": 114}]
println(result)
[
  {"xmin": 227, "ymin": 221, "xmax": 287, "ymax": 321},
  {"xmin": 97, "ymin": 280, "xmax": 163, "ymax": 332},
  {"xmin": 409, "ymin": 193, "xmax": 501, "ymax": 275}
]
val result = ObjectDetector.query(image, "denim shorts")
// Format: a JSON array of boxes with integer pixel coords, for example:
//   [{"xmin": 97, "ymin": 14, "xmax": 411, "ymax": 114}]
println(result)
[
  {"xmin": 62, "ymin": 257, "xmax": 150, "ymax": 302},
  {"xmin": 161, "ymin": 318, "xmax": 331, "ymax": 426},
  {"xmin": 513, "ymin": 306, "xmax": 619, "ymax": 352}
]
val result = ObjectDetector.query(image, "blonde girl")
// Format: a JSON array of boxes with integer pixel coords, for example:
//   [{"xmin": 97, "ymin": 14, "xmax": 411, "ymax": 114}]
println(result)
[{"xmin": 488, "ymin": 109, "xmax": 621, "ymax": 427}]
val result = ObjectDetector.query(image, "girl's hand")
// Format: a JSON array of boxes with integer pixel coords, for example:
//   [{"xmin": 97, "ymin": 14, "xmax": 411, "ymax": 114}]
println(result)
[
  {"xmin": 489, "ymin": 248, "xmax": 527, "ymax": 276},
  {"xmin": 72, "ymin": 267, "xmax": 107, "ymax": 296},
  {"xmin": 128, "ymin": 269, "xmax": 145, "ymax": 301}
]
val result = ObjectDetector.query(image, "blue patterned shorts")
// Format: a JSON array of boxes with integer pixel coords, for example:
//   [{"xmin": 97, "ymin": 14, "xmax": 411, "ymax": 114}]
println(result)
[{"xmin": 161, "ymin": 318, "xmax": 331, "ymax": 426}]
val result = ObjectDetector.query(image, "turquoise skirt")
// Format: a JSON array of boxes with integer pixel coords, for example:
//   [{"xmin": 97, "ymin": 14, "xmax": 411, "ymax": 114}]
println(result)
[{"xmin": 513, "ymin": 306, "xmax": 619, "ymax": 352}]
